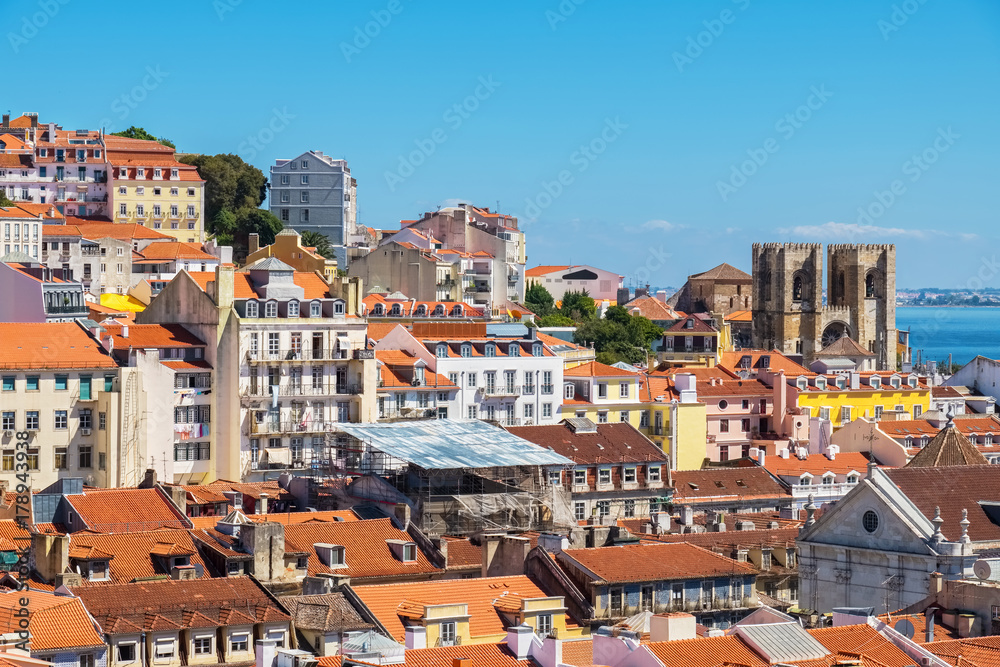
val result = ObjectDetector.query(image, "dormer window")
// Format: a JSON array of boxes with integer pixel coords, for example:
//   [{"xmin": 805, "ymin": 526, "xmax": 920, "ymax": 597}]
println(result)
[
  {"xmin": 890, "ymin": 376, "xmax": 901, "ymax": 389},
  {"xmin": 870, "ymin": 376, "xmax": 880, "ymax": 389},
  {"xmin": 172, "ymin": 556, "xmax": 189, "ymax": 567},
  {"xmin": 333, "ymin": 301, "xmax": 345, "ymax": 315},
  {"xmin": 389, "ymin": 304, "xmax": 402, "ymax": 317},
  {"xmin": 89, "ymin": 560, "xmax": 109, "ymax": 581},
  {"xmin": 436, "ymin": 344, "xmax": 448, "ymax": 358},
  {"xmin": 415, "ymin": 304, "xmax": 427, "ymax": 317},
  {"xmin": 287, "ymin": 300, "xmax": 299, "ymax": 318},
  {"xmin": 264, "ymin": 301, "xmax": 278, "ymax": 318},
  {"xmin": 509, "ymin": 344, "xmax": 520, "ymax": 357},
  {"xmin": 310, "ymin": 301, "xmax": 321, "ymax": 317},
  {"xmin": 796, "ymin": 377, "xmax": 808, "ymax": 391},
  {"xmin": 450, "ymin": 304, "xmax": 463, "ymax": 317},
  {"xmin": 373, "ymin": 304, "xmax": 385, "ymax": 316},
  {"xmin": 847, "ymin": 474, "xmax": 859, "ymax": 484},
  {"xmin": 485, "ymin": 343, "xmax": 496, "ymax": 358},
  {"xmin": 564, "ymin": 384, "xmax": 575, "ymax": 400},
  {"xmin": 245, "ymin": 301, "xmax": 258, "ymax": 318},
  {"xmin": 461, "ymin": 344, "xmax": 471, "ymax": 358},
  {"xmin": 816, "ymin": 377, "xmax": 827, "ymax": 390},
  {"xmin": 314, "ymin": 543, "xmax": 346, "ymax": 568},
  {"xmin": 799, "ymin": 474, "xmax": 813, "ymax": 486},
  {"xmin": 835, "ymin": 377, "xmax": 846, "ymax": 390},
  {"xmin": 822, "ymin": 474, "xmax": 835, "ymax": 485},
  {"xmin": 533, "ymin": 343, "xmax": 543, "ymax": 357},
  {"xmin": 907, "ymin": 376, "xmax": 918, "ymax": 388},
  {"xmin": 685, "ymin": 318, "xmax": 694, "ymax": 329}
]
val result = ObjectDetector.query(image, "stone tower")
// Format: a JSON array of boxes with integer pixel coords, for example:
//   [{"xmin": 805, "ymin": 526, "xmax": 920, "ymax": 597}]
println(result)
[
  {"xmin": 827, "ymin": 244, "xmax": 896, "ymax": 370},
  {"xmin": 751, "ymin": 243, "xmax": 896, "ymax": 370}
]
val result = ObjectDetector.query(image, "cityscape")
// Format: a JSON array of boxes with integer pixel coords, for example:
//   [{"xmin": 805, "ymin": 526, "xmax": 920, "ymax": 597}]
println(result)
[{"xmin": 1, "ymin": 3, "xmax": 999, "ymax": 667}]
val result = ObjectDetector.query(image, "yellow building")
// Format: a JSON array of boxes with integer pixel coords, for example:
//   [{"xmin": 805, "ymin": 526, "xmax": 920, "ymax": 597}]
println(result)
[
  {"xmin": 642, "ymin": 374, "xmax": 709, "ymax": 471},
  {"xmin": 106, "ymin": 136, "xmax": 204, "ymax": 244},
  {"xmin": 559, "ymin": 361, "xmax": 646, "ymax": 429},
  {"xmin": 245, "ymin": 228, "xmax": 337, "ymax": 280},
  {"xmin": 789, "ymin": 370, "xmax": 931, "ymax": 428}
]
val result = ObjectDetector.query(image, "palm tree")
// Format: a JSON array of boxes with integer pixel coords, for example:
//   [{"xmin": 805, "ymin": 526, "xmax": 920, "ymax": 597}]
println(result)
[{"xmin": 299, "ymin": 230, "xmax": 334, "ymax": 260}]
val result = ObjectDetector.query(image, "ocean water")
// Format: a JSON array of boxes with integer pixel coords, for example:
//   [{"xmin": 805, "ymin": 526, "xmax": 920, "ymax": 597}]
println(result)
[{"xmin": 897, "ymin": 306, "xmax": 1000, "ymax": 366}]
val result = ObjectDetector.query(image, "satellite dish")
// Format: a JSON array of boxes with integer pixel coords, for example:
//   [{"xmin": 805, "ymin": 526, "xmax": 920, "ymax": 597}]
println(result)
[
  {"xmin": 893, "ymin": 619, "xmax": 915, "ymax": 639},
  {"xmin": 974, "ymin": 558, "xmax": 997, "ymax": 580}
]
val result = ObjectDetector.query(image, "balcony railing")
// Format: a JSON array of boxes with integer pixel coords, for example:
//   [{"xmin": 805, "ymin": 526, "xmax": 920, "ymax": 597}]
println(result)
[
  {"xmin": 244, "ymin": 383, "xmax": 362, "ymax": 397},
  {"xmin": 481, "ymin": 385, "xmax": 520, "ymax": 397},
  {"xmin": 249, "ymin": 420, "xmax": 348, "ymax": 435},
  {"xmin": 247, "ymin": 348, "xmax": 354, "ymax": 362},
  {"xmin": 540, "ymin": 384, "xmax": 554, "ymax": 394}
]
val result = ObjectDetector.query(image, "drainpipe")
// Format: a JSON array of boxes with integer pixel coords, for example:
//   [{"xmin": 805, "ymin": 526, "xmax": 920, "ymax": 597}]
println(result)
[{"xmin": 669, "ymin": 400, "xmax": 679, "ymax": 472}]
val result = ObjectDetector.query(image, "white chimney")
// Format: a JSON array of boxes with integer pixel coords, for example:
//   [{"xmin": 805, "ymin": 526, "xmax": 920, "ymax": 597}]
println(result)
[
  {"xmin": 779, "ymin": 448, "xmax": 790, "ymax": 459},
  {"xmin": 121, "ymin": 325, "xmax": 129, "ymax": 338},
  {"xmin": 536, "ymin": 533, "xmax": 569, "ymax": 554},
  {"xmin": 756, "ymin": 449, "xmax": 765, "ymax": 468},
  {"xmin": 650, "ymin": 613, "xmax": 697, "ymax": 642},
  {"xmin": 748, "ymin": 447, "xmax": 759, "ymax": 461},
  {"xmin": 656, "ymin": 290, "xmax": 667, "ymax": 303},
  {"xmin": 506, "ymin": 625, "xmax": 534, "ymax": 660},
  {"xmin": 825, "ymin": 445, "xmax": 836, "ymax": 461},
  {"xmin": 404, "ymin": 626, "xmax": 426, "ymax": 649},
  {"xmin": 797, "ymin": 447, "xmax": 809, "ymax": 460},
  {"xmin": 255, "ymin": 640, "xmax": 277, "ymax": 667},
  {"xmin": 680, "ymin": 505, "xmax": 693, "ymax": 527}
]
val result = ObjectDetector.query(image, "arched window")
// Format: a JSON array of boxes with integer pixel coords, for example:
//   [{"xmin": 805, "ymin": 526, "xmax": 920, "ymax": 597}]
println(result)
[
  {"xmin": 310, "ymin": 301, "xmax": 322, "ymax": 317},
  {"xmin": 415, "ymin": 304, "xmax": 427, "ymax": 316},
  {"xmin": 245, "ymin": 300, "xmax": 258, "ymax": 318},
  {"xmin": 436, "ymin": 343, "xmax": 448, "ymax": 358},
  {"xmin": 433, "ymin": 305, "xmax": 445, "ymax": 317},
  {"xmin": 485, "ymin": 344, "xmax": 496, "ymax": 358},
  {"xmin": 373, "ymin": 304, "xmax": 384, "ymax": 316},
  {"xmin": 264, "ymin": 301, "xmax": 278, "ymax": 318},
  {"xmin": 450, "ymin": 304, "xmax": 463, "ymax": 317},
  {"xmin": 793, "ymin": 275, "xmax": 803, "ymax": 301},
  {"xmin": 461, "ymin": 344, "xmax": 471, "ymax": 358},
  {"xmin": 287, "ymin": 300, "xmax": 299, "ymax": 318},
  {"xmin": 389, "ymin": 304, "xmax": 402, "ymax": 317},
  {"xmin": 533, "ymin": 343, "xmax": 543, "ymax": 357},
  {"xmin": 333, "ymin": 301, "xmax": 344, "ymax": 315},
  {"xmin": 866, "ymin": 272, "xmax": 877, "ymax": 298},
  {"xmin": 509, "ymin": 344, "xmax": 520, "ymax": 357}
]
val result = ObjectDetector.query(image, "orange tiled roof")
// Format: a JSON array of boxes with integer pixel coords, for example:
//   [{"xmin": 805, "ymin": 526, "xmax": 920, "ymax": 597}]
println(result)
[
  {"xmin": 725, "ymin": 309, "xmax": 753, "ymax": 322},
  {"xmin": 440, "ymin": 536, "xmax": 482, "ymax": 569},
  {"xmin": 507, "ymin": 422, "xmax": 667, "ymax": 465},
  {"xmin": 71, "ymin": 220, "xmax": 174, "ymax": 241},
  {"xmin": 352, "ymin": 575, "xmax": 550, "ymax": 641},
  {"xmin": 719, "ymin": 349, "xmax": 812, "ymax": 376},
  {"xmin": 283, "ymin": 517, "xmax": 442, "ymax": 581},
  {"xmin": 7, "ymin": 115, "xmax": 34, "ymax": 128},
  {"xmin": 101, "ymin": 323, "xmax": 205, "ymax": 350},
  {"xmin": 672, "ymin": 468, "xmax": 790, "ymax": 503},
  {"xmin": 525, "ymin": 265, "xmax": 570, "ymax": 277},
  {"xmin": 924, "ymin": 634, "xmax": 1000, "ymax": 665},
  {"xmin": 764, "ymin": 451, "xmax": 874, "ymax": 478},
  {"xmin": 186, "ymin": 270, "xmax": 332, "ymax": 300},
  {"xmin": 65, "ymin": 529, "xmax": 208, "ymax": 585},
  {"xmin": 135, "ymin": 242, "xmax": 216, "ymax": 261},
  {"xmin": 203, "ymin": 479, "xmax": 293, "ymax": 502},
  {"xmin": 42, "ymin": 224, "xmax": 82, "ymax": 237},
  {"xmin": 558, "ymin": 541, "xmax": 755, "ymax": 584},
  {"xmin": 318, "ymin": 642, "xmax": 535, "ymax": 667},
  {"xmin": 0, "ymin": 589, "xmax": 105, "ymax": 651},
  {"xmin": 563, "ymin": 360, "xmax": 640, "ymax": 378},
  {"xmin": 623, "ymin": 296, "xmax": 684, "ymax": 321},
  {"xmin": 66, "ymin": 488, "xmax": 190, "ymax": 533},
  {"xmin": 0, "ymin": 323, "xmax": 117, "ymax": 370},
  {"xmin": 0, "ymin": 154, "xmax": 32, "ymax": 168}
]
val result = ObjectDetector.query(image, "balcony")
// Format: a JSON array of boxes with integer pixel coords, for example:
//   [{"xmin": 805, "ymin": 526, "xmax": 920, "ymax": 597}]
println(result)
[
  {"xmin": 46, "ymin": 304, "xmax": 88, "ymax": 315},
  {"xmin": 522, "ymin": 385, "xmax": 535, "ymax": 395},
  {"xmin": 481, "ymin": 385, "xmax": 521, "ymax": 397},
  {"xmin": 249, "ymin": 419, "xmax": 346, "ymax": 435},
  {"xmin": 243, "ymin": 383, "xmax": 362, "ymax": 398},
  {"xmin": 247, "ymin": 348, "xmax": 354, "ymax": 362},
  {"xmin": 540, "ymin": 384, "xmax": 554, "ymax": 395},
  {"xmin": 378, "ymin": 408, "xmax": 437, "ymax": 420}
]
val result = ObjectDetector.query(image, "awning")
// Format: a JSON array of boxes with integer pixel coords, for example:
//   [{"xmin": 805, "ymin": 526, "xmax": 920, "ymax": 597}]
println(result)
[
  {"xmin": 336, "ymin": 336, "xmax": 350, "ymax": 352},
  {"xmin": 264, "ymin": 448, "xmax": 291, "ymax": 465}
]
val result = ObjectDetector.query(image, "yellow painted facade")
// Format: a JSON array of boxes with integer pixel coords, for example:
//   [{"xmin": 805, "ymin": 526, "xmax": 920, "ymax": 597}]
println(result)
[
  {"xmin": 114, "ymin": 179, "xmax": 204, "ymax": 244},
  {"xmin": 796, "ymin": 386, "xmax": 931, "ymax": 428},
  {"xmin": 245, "ymin": 229, "xmax": 337, "ymax": 280}
]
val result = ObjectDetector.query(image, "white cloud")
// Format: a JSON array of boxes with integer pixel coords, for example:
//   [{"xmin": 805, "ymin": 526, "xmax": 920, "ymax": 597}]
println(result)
[
  {"xmin": 642, "ymin": 219, "xmax": 685, "ymax": 232},
  {"xmin": 725, "ymin": 227, "xmax": 741, "ymax": 235},
  {"xmin": 777, "ymin": 221, "xmax": 951, "ymax": 241}
]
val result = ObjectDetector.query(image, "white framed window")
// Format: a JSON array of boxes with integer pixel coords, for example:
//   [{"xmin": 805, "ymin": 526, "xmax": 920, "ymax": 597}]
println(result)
[
  {"xmin": 245, "ymin": 300, "xmax": 258, "ymax": 318},
  {"xmin": 439, "ymin": 622, "xmax": 456, "ymax": 646},
  {"xmin": 624, "ymin": 467, "xmax": 636, "ymax": 483},
  {"xmin": 542, "ymin": 403, "xmax": 552, "ymax": 418},
  {"xmin": 564, "ymin": 384, "xmax": 574, "ymax": 400},
  {"xmin": 647, "ymin": 465, "xmax": 661, "ymax": 482},
  {"xmin": 310, "ymin": 301, "xmax": 322, "ymax": 317},
  {"xmin": 598, "ymin": 468, "xmax": 611, "ymax": 485},
  {"xmin": 287, "ymin": 300, "xmax": 299, "ymax": 318},
  {"xmin": 154, "ymin": 640, "xmax": 174, "ymax": 659},
  {"xmin": 264, "ymin": 301, "xmax": 278, "ymax": 318}
]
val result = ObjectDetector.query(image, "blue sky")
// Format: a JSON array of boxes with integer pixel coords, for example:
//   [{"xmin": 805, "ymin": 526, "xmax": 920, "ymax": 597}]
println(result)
[{"xmin": 6, "ymin": 0, "xmax": 998, "ymax": 288}]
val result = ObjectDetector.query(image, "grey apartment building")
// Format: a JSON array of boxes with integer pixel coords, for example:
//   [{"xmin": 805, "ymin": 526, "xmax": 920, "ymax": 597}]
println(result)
[{"xmin": 268, "ymin": 151, "xmax": 357, "ymax": 266}]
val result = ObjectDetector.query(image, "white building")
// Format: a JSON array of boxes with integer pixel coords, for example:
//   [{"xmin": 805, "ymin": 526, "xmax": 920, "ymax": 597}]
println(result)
[
  {"xmin": 525, "ymin": 264, "xmax": 624, "ymax": 302},
  {"xmin": 375, "ymin": 322, "xmax": 563, "ymax": 426}
]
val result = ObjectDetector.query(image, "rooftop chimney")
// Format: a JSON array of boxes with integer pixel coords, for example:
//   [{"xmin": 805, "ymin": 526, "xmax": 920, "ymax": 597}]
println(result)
[
  {"xmin": 404, "ymin": 626, "xmax": 427, "ymax": 650},
  {"xmin": 121, "ymin": 325, "xmax": 129, "ymax": 339},
  {"xmin": 506, "ymin": 626, "xmax": 534, "ymax": 660},
  {"xmin": 650, "ymin": 613, "xmax": 697, "ymax": 642},
  {"xmin": 656, "ymin": 290, "xmax": 667, "ymax": 303}
]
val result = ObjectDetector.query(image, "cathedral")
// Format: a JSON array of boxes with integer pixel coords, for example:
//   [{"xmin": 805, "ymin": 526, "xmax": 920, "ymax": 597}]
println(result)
[{"xmin": 751, "ymin": 243, "xmax": 896, "ymax": 370}]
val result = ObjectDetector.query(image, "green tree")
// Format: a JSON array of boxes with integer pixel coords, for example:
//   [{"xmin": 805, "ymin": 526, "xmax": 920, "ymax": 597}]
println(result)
[
  {"xmin": 209, "ymin": 209, "xmax": 238, "ymax": 246},
  {"xmin": 560, "ymin": 289, "xmax": 596, "ymax": 321},
  {"xmin": 538, "ymin": 314, "xmax": 575, "ymax": 327},
  {"xmin": 0, "ymin": 191, "xmax": 14, "ymax": 207},
  {"xmin": 299, "ymin": 230, "xmax": 335, "ymax": 260},
  {"xmin": 110, "ymin": 126, "xmax": 175, "ymax": 148},
  {"xmin": 604, "ymin": 305, "xmax": 630, "ymax": 326},
  {"xmin": 524, "ymin": 283, "xmax": 555, "ymax": 317},
  {"xmin": 179, "ymin": 153, "xmax": 267, "ymax": 222},
  {"xmin": 234, "ymin": 208, "xmax": 283, "ymax": 250}
]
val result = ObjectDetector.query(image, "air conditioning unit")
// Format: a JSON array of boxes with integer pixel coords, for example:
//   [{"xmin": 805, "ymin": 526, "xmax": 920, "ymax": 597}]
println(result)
[{"xmin": 81, "ymin": 428, "xmax": 92, "ymax": 436}]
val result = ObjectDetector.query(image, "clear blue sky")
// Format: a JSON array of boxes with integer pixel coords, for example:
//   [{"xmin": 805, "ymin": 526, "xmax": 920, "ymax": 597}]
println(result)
[{"xmin": 7, "ymin": 0, "xmax": 998, "ymax": 288}]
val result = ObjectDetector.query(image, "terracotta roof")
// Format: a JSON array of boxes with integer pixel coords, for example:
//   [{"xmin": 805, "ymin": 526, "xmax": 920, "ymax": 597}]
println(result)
[
  {"xmin": 878, "ymin": 610, "xmax": 960, "ymax": 642},
  {"xmin": 352, "ymin": 575, "xmax": 551, "ymax": 642},
  {"xmin": 367, "ymin": 323, "xmax": 405, "ymax": 342},
  {"xmin": 886, "ymin": 465, "xmax": 1000, "ymax": 541},
  {"xmin": 187, "ymin": 270, "xmax": 332, "ymax": 300},
  {"xmin": 281, "ymin": 593, "xmax": 372, "ymax": 633},
  {"xmin": 160, "ymin": 359, "xmax": 212, "ymax": 370},
  {"xmin": 71, "ymin": 221, "xmax": 174, "ymax": 241},
  {"xmin": 0, "ymin": 323, "xmax": 117, "ymax": 370},
  {"xmin": 101, "ymin": 323, "xmax": 205, "ymax": 350},
  {"xmin": 42, "ymin": 224, "xmax": 82, "ymax": 237},
  {"xmin": 318, "ymin": 642, "xmax": 535, "ymax": 667},
  {"xmin": 639, "ymin": 527, "xmax": 800, "ymax": 551},
  {"xmin": 0, "ymin": 154, "xmax": 32, "ymax": 168},
  {"xmin": 525, "ymin": 265, "xmax": 570, "ymax": 277},
  {"xmin": 880, "ymin": 417, "xmax": 1000, "ymax": 439},
  {"xmin": 646, "ymin": 633, "xmax": 766, "ymax": 667},
  {"xmin": 507, "ymin": 422, "xmax": 667, "ymax": 465},
  {"xmin": 66, "ymin": 488, "xmax": 190, "ymax": 533},
  {"xmin": 440, "ymin": 536, "xmax": 482, "ymax": 569},
  {"xmin": 719, "ymin": 349, "xmax": 812, "ymax": 376},
  {"xmin": 65, "ymin": 529, "xmax": 209, "ymax": 585},
  {"xmin": 672, "ymin": 468, "xmax": 790, "ymax": 503},
  {"xmin": 815, "ymin": 336, "xmax": 877, "ymax": 358},
  {"xmin": 689, "ymin": 263, "xmax": 752, "ymax": 282},
  {"xmin": 7, "ymin": 114, "xmax": 34, "ymax": 128},
  {"xmin": 904, "ymin": 424, "xmax": 990, "ymax": 468},
  {"xmin": 765, "ymin": 451, "xmax": 873, "ymax": 478},
  {"xmin": 623, "ymin": 296, "xmax": 684, "ymax": 321},
  {"xmin": 558, "ymin": 541, "xmax": 755, "ymax": 584},
  {"xmin": 725, "ymin": 309, "xmax": 753, "ymax": 322},
  {"xmin": 0, "ymin": 589, "xmax": 106, "ymax": 651},
  {"xmin": 924, "ymin": 634, "xmax": 1000, "ymax": 666},
  {"xmin": 563, "ymin": 361, "xmax": 640, "ymax": 378},
  {"xmin": 135, "ymin": 242, "xmax": 216, "ymax": 261},
  {"xmin": 283, "ymin": 518, "xmax": 442, "ymax": 581},
  {"xmin": 203, "ymin": 479, "xmax": 294, "ymax": 502},
  {"xmin": 665, "ymin": 316, "xmax": 718, "ymax": 333},
  {"xmin": 72, "ymin": 576, "xmax": 288, "ymax": 634}
]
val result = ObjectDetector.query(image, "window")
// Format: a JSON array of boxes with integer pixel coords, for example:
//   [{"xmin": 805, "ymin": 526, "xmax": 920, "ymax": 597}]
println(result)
[
  {"xmin": 280, "ymin": 173, "xmax": 289, "ymax": 185},
  {"xmin": 154, "ymin": 640, "xmax": 174, "ymax": 659},
  {"xmin": 439, "ymin": 621, "xmax": 457, "ymax": 646},
  {"xmin": 80, "ymin": 409, "xmax": 92, "ymax": 429},
  {"xmin": 598, "ymin": 468, "xmax": 611, "ymax": 485},
  {"xmin": 467, "ymin": 405, "xmax": 477, "ymax": 419},
  {"xmin": 187, "ymin": 188, "xmax": 195, "ymax": 196},
  {"xmin": 564, "ymin": 384, "xmax": 575, "ymax": 400},
  {"xmin": 80, "ymin": 655, "xmax": 95, "ymax": 667},
  {"xmin": 597, "ymin": 383, "xmax": 607, "ymax": 398},
  {"xmin": 597, "ymin": 500, "xmax": 610, "ymax": 517},
  {"xmin": 648, "ymin": 465, "xmax": 661, "ymax": 482},
  {"xmin": 54, "ymin": 410, "xmax": 68, "ymax": 429},
  {"xmin": 55, "ymin": 447, "xmax": 67, "ymax": 470},
  {"xmin": 620, "ymin": 410, "xmax": 629, "ymax": 422},
  {"xmin": 624, "ymin": 499, "xmax": 636, "ymax": 518},
  {"xmin": 609, "ymin": 588, "xmax": 623, "ymax": 613},
  {"xmin": 741, "ymin": 418, "xmax": 750, "ymax": 432},
  {"xmin": 574, "ymin": 469, "xmax": 587, "ymax": 486},
  {"xmin": 640, "ymin": 410, "xmax": 650, "ymax": 427},
  {"xmin": 301, "ymin": 174, "xmax": 309, "ymax": 184},
  {"xmin": 117, "ymin": 644, "xmax": 136, "ymax": 663},
  {"xmin": 26, "ymin": 411, "xmax": 38, "ymax": 430},
  {"xmin": 467, "ymin": 372, "xmax": 477, "ymax": 388},
  {"xmin": 288, "ymin": 300, "xmax": 299, "ymax": 318},
  {"xmin": 543, "ymin": 403, "xmax": 552, "ymax": 418},
  {"xmin": 436, "ymin": 343, "xmax": 448, "ymax": 358},
  {"xmin": 230, "ymin": 634, "xmax": 249, "ymax": 653},
  {"xmin": 524, "ymin": 403, "xmax": 534, "ymax": 419},
  {"xmin": 624, "ymin": 467, "xmax": 636, "ymax": 483},
  {"xmin": 79, "ymin": 446, "xmax": 92, "ymax": 469},
  {"xmin": 55, "ymin": 375, "xmax": 68, "ymax": 391},
  {"xmin": 840, "ymin": 406, "xmax": 852, "ymax": 424},
  {"xmin": 509, "ymin": 344, "xmax": 520, "ymax": 357},
  {"xmin": 301, "ymin": 159, "xmax": 308, "ymax": 169},
  {"xmin": 99, "ymin": 412, "xmax": 106, "ymax": 430},
  {"xmin": 194, "ymin": 637, "xmax": 212, "ymax": 654},
  {"xmin": 597, "ymin": 411, "xmax": 608, "ymax": 423},
  {"xmin": 862, "ymin": 510, "xmax": 879, "ymax": 533},
  {"xmin": 300, "ymin": 191, "xmax": 309, "ymax": 203},
  {"xmin": 537, "ymin": 613, "xmax": 553, "ymax": 636},
  {"xmin": 1, "ymin": 412, "xmax": 12, "ymax": 430},
  {"xmin": 264, "ymin": 301, "xmax": 278, "ymax": 318},
  {"xmin": 619, "ymin": 381, "xmax": 630, "ymax": 398},
  {"xmin": 485, "ymin": 343, "xmax": 496, "ymax": 357},
  {"xmin": 574, "ymin": 501, "xmax": 586, "ymax": 521},
  {"xmin": 720, "ymin": 419, "xmax": 729, "ymax": 433}
]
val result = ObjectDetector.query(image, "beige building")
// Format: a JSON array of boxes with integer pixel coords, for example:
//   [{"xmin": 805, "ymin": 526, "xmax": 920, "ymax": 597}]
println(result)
[
  {"xmin": 138, "ymin": 260, "xmax": 376, "ymax": 481},
  {"xmin": 245, "ymin": 228, "xmax": 337, "ymax": 281},
  {"xmin": 349, "ymin": 241, "xmax": 464, "ymax": 304}
]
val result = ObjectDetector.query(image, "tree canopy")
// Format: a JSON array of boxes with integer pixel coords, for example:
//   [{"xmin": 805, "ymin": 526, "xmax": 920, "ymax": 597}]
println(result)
[
  {"xmin": 0, "ymin": 191, "xmax": 14, "ymax": 207},
  {"xmin": 299, "ymin": 230, "xmax": 335, "ymax": 260},
  {"xmin": 574, "ymin": 311, "xmax": 662, "ymax": 365},
  {"xmin": 110, "ymin": 126, "xmax": 175, "ymax": 148},
  {"xmin": 524, "ymin": 283, "xmax": 556, "ymax": 317},
  {"xmin": 560, "ymin": 290, "xmax": 596, "ymax": 321}
]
